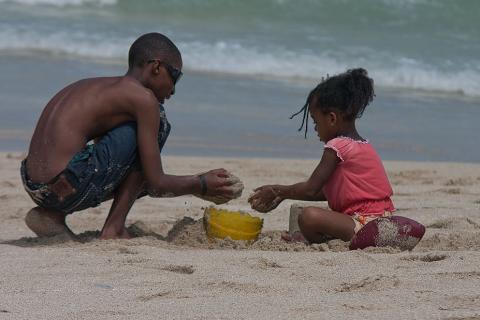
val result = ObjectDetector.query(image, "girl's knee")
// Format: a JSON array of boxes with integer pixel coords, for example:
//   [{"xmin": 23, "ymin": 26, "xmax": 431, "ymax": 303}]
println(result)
[{"xmin": 299, "ymin": 207, "xmax": 320, "ymax": 227}]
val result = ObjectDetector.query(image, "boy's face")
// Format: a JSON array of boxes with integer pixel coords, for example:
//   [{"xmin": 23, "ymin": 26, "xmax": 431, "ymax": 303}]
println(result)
[{"xmin": 147, "ymin": 60, "xmax": 183, "ymax": 104}]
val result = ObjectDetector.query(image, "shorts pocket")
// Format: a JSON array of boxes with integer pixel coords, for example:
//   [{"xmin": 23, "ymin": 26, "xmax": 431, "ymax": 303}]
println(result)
[{"xmin": 61, "ymin": 182, "xmax": 100, "ymax": 214}]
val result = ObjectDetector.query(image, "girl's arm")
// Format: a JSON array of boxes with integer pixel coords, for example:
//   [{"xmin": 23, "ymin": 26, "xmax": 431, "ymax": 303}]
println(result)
[
  {"xmin": 277, "ymin": 148, "xmax": 339, "ymax": 200},
  {"xmin": 249, "ymin": 149, "xmax": 339, "ymax": 212}
]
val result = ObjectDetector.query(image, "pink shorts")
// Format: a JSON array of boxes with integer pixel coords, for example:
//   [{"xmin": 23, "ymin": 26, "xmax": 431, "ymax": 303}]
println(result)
[{"xmin": 352, "ymin": 211, "xmax": 393, "ymax": 233}]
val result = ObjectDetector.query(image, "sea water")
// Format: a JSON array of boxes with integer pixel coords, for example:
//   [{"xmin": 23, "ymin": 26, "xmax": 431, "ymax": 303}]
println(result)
[{"xmin": 0, "ymin": 0, "xmax": 479, "ymax": 162}]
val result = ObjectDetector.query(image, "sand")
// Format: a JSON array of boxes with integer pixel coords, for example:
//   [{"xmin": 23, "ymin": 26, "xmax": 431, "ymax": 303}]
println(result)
[{"xmin": 1, "ymin": 152, "xmax": 480, "ymax": 319}]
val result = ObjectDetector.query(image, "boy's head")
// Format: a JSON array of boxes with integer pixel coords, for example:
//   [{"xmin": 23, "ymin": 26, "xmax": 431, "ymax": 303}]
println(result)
[
  {"xmin": 291, "ymin": 68, "xmax": 375, "ymax": 138},
  {"xmin": 128, "ymin": 33, "xmax": 183, "ymax": 100},
  {"xmin": 128, "ymin": 32, "xmax": 182, "ymax": 70}
]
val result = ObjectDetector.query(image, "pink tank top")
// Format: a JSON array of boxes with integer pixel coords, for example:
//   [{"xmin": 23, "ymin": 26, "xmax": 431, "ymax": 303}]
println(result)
[{"xmin": 322, "ymin": 136, "xmax": 395, "ymax": 216}]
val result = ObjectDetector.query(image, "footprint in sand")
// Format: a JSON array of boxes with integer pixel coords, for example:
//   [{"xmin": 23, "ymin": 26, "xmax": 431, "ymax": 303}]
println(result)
[
  {"xmin": 256, "ymin": 258, "xmax": 282, "ymax": 269},
  {"xmin": 440, "ymin": 294, "xmax": 480, "ymax": 312},
  {"xmin": 433, "ymin": 271, "xmax": 480, "ymax": 280},
  {"xmin": 1, "ymin": 181, "xmax": 15, "ymax": 188},
  {"xmin": 419, "ymin": 232, "xmax": 480, "ymax": 251},
  {"xmin": 439, "ymin": 188, "xmax": 462, "ymax": 195},
  {"xmin": 161, "ymin": 265, "xmax": 195, "ymax": 274},
  {"xmin": 427, "ymin": 218, "xmax": 480, "ymax": 230},
  {"xmin": 401, "ymin": 253, "xmax": 448, "ymax": 262},
  {"xmin": 444, "ymin": 178, "xmax": 475, "ymax": 186},
  {"xmin": 117, "ymin": 246, "xmax": 138, "ymax": 255},
  {"xmin": 335, "ymin": 275, "xmax": 400, "ymax": 293},
  {"xmin": 137, "ymin": 291, "xmax": 173, "ymax": 301}
]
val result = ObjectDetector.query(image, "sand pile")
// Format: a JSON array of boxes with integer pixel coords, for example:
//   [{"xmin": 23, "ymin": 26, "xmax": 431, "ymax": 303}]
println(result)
[
  {"xmin": 151, "ymin": 215, "xmax": 480, "ymax": 253},
  {"xmin": 151, "ymin": 216, "xmax": 350, "ymax": 252}
]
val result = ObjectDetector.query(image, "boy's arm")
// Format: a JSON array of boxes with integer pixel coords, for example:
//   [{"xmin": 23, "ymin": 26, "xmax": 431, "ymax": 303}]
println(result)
[
  {"xmin": 133, "ymin": 98, "xmax": 232, "ymax": 198},
  {"xmin": 249, "ymin": 149, "xmax": 339, "ymax": 212}
]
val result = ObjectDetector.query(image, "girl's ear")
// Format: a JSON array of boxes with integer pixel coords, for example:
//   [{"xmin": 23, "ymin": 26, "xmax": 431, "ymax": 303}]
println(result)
[{"xmin": 328, "ymin": 112, "xmax": 337, "ymax": 126}]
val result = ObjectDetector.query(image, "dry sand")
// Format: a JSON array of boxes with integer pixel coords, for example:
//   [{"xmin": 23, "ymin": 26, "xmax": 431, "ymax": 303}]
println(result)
[{"xmin": 1, "ymin": 152, "xmax": 480, "ymax": 319}]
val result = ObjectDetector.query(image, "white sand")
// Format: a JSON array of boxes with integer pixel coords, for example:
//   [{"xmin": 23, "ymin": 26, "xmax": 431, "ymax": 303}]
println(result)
[{"xmin": 1, "ymin": 152, "xmax": 480, "ymax": 319}]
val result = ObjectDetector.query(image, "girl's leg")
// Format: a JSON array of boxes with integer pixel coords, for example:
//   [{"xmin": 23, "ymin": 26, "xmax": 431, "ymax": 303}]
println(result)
[{"xmin": 298, "ymin": 207, "xmax": 355, "ymax": 243}]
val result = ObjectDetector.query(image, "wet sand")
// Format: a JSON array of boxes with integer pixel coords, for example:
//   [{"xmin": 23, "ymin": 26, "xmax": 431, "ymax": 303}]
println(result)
[{"xmin": 1, "ymin": 152, "xmax": 480, "ymax": 319}]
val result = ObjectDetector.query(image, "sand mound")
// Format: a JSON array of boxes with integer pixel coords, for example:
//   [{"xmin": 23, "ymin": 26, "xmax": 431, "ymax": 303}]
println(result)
[{"xmin": 162, "ymin": 217, "xmax": 350, "ymax": 252}]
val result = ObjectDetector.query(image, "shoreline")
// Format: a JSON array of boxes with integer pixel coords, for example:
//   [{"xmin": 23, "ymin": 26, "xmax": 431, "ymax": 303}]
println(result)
[
  {"xmin": 2, "ymin": 48, "xmax": 480, "ymax": 101},
  {"xmin": 2, "ymin": 53, "xmax": 480, "ymax": 162}
]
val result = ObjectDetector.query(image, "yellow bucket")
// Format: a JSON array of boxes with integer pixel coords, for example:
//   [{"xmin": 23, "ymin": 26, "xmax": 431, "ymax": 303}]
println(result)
[{"xmin": 204, "ymin": 207, "xmax": 263, "ymax": 241}]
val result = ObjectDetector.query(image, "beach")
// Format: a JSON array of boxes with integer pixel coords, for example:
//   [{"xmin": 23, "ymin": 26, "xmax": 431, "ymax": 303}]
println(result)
[
  {"xmin": 1, "ymin": 153, "xmax": 480, "ymax": 319},
  {"xmin": 1, "ymin": 0, "xmax": 480, "ymax": 318}
]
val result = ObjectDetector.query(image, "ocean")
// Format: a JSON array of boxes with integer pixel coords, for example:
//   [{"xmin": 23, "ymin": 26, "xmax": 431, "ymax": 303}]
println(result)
[{"xmin": 0, "ymin": 0, "xmax": 479, "ymax": 162}]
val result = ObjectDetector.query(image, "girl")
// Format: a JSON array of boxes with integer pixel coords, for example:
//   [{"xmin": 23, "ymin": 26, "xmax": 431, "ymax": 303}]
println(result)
[{"xmin": 248, "ymin": 68, "xmax": 395, "ymax": 243}]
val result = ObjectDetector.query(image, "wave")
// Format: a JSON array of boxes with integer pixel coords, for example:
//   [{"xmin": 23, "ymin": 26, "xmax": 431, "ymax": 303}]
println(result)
[
  {"xmin": 1, "ymin": 29, "xmax": 479, "ymax": 97},
  {"xmin": 0, "ymin": 0, "xmax": 116, "ymax": 6},
  {"xmin": 184, "ymin": 42, "xmax": 480, "ymax": 97},
  {"xmin": 1, "ymin": 0, "xmax": 479, "ymax": 97}
]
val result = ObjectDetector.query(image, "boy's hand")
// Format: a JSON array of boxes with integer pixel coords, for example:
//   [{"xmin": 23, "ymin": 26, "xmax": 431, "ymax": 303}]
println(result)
[
  {"xmin": 248, "ymin": 185, "xmax": 283, "ymax": 213},
  {"xmin": 202, "ymin": 168, "xmax": 232, "ymax": 196},
  {"xmin": 195, "ymin": 169, "xmax": 244, "ymax": 204}
]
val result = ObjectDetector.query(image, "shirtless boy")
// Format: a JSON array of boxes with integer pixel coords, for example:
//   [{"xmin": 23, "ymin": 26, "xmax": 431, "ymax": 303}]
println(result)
[{"xmin": 21, "ymin": 32, "xmax": 235, "ymax": 240}]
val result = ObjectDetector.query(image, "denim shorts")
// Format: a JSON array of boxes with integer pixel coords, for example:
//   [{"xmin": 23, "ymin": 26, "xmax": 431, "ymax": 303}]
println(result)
[
  {"xmin": 21, "ymin": 106, "xmax": 171, "ymax": 215},
  {"xmin": 21, "ymin": 122, "xmax": 138, "ymax": 214}
]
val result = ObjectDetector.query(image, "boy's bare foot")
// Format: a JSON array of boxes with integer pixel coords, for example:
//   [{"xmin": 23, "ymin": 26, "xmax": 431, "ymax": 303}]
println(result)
[
  {"xmin": 281, "ymin": 231, "xmax": 308, "ymax": 243},
  {"xmin": 25, "ymin": 207, "xmax": 76, "ymax": 240},
  {"xmin": 99, "ymin": 227, "xmax": 132, "ymax": 240}
]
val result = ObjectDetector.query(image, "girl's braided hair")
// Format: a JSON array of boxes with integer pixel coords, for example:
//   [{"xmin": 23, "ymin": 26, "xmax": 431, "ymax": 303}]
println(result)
[{"xmin": 291, "ymin": 68, "xmax": 375, "ymax": 137}]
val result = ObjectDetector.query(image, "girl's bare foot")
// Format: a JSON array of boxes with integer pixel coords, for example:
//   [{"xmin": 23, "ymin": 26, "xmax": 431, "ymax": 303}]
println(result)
[
  {"xmin": 25, "ymin": 207, "xmax": 76, "ymax": 240},
  {"xmin": 281, "ymin": 231, "xmax": 308, "ymax": 243}
]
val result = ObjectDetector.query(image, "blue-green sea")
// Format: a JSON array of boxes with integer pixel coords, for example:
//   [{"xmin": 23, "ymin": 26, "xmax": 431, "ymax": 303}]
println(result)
[{"xmin": 0, "ymin": 0, "xmax": 479, "ymax": 162}]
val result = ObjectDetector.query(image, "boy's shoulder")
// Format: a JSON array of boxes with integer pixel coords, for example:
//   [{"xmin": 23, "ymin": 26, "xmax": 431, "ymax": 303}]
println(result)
[{"xmin": 102, "ymin": 76, "xmax": 157, "ymax": 107}]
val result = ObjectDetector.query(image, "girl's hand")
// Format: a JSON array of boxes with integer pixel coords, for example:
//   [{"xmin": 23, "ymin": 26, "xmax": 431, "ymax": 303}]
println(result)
[{"xmin": 248, "ymin": 185, "xmax": 283, "ymax": 213}]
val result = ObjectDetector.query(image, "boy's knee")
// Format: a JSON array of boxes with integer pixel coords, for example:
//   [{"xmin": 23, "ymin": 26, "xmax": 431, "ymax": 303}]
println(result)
[
  {"xmin": 96, "ymin": 122, "xmax": 139, "ymax": 164},
  {"xmin": 108, "ymin": 122, "xmax": 137, "ymax": 146}
]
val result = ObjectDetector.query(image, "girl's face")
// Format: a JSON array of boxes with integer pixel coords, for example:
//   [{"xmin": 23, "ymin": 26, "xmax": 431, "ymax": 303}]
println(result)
[{"xmin": 309, "ymin": 106, "xmax": 337, "ymax": 142}]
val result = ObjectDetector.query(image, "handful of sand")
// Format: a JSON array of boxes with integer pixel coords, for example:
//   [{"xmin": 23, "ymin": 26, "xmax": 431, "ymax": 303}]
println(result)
[
  {"xmin": 194, "ymin": 172, "xmax": 244, "ymax": 205},
  {"xmin": 249, "ymin": 187, "xmax": 282, "ymax": 213}
]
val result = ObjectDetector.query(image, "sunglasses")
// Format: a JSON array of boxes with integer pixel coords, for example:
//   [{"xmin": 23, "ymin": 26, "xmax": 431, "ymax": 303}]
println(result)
[{"xmin": 148, "ymin": 59, "xmax": 183, "ymax": 94}]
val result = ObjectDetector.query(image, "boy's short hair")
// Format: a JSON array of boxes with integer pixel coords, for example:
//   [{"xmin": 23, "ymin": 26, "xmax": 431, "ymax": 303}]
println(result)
[{"xmin": 128, "ymin": 33, "xmax": 182, "ymax": 69}]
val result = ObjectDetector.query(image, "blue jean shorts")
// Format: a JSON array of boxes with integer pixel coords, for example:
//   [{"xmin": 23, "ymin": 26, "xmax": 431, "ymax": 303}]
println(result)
[{"xmin": 21, "ymin": 107, "xmax": 171, "ymax": 214}]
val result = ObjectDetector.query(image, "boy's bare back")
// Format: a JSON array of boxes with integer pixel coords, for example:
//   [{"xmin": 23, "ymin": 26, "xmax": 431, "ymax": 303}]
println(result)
[{"xmin": 27, "ymin": 76, "xmax": 158, "ymax": 183}]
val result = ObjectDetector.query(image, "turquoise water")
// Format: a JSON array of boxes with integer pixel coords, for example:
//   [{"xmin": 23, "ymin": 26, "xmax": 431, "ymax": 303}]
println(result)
[
  {"xmin": 0, "ymin": 0, "xmax": 479, "ymax": 162},
  {"xmin": 1, "ymin": 0, "xmax": 479, "ymax": 95}
]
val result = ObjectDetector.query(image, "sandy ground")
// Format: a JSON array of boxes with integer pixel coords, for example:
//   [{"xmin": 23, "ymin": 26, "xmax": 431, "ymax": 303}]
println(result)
[{"xmin": 1, "ymin": 152, "xmax": 480, "ymax": 319}]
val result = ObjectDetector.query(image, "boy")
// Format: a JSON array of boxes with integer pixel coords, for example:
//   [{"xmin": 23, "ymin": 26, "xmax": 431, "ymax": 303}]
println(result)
[{"xmin": 21, "ymin": 33, "xmax": 235, "ymax": 240}]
